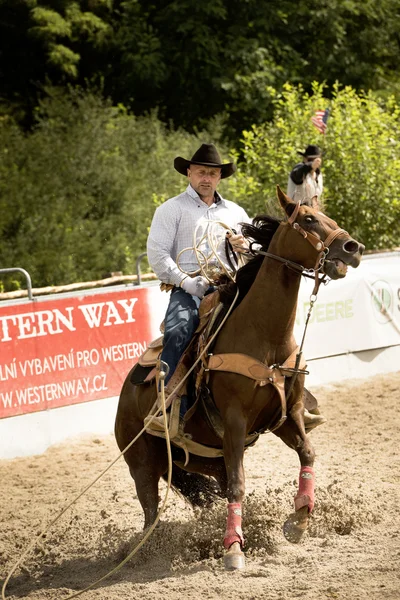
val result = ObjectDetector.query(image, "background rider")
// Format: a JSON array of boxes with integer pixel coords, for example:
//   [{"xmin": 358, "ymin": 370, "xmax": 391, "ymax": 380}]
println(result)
[{"xmin": 287, "ymin": 144, "xmax": 323, "ymax": 206}]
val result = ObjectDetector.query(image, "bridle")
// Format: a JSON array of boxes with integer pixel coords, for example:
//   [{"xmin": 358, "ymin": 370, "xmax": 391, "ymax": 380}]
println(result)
[
  {"xmin": 288, "ymin": 200, "xmax": 348, "ymax": 270},
  {"xmin": 251, "ymin": 201, "xmax": 349, "ymax": 295}
]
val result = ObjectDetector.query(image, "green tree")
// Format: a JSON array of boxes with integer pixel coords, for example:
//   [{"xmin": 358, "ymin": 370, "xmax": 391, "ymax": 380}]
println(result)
[
  {"xmin": 2, "ymin": 0, "xmax": 400, "ymax": 136},
  {"xmin": 0, "ymin": 88, "xmax": 230, "ymax": 290}
]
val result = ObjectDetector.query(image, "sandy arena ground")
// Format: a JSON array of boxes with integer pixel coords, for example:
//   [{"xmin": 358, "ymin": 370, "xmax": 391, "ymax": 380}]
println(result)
[{"xmin": 1, "ymin": 371, "xmax": 399, "ymax": 600}]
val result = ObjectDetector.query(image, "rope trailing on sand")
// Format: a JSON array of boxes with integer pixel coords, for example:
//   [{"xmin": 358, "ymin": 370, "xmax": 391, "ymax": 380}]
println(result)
[
  {"xmin": 1, "ymin": 369, "xmax": 173, "ymax": 600},
  {"xmin": 2, "ymin": 224, "xmax": 244, "ymax": 598}
]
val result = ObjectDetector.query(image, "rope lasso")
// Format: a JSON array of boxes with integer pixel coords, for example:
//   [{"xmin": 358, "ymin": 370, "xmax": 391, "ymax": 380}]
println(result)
[
  {"xmin": 61, "ymin": 364, "xmax": 174, "ymax": 599},
  {"xmin": 176, "ymin": 219, "xmax": 248, "ymax": 283},
  {"xmin": 1, "ymin": 285, "xmax": 240, "ymax": 599},
  {"xmin": 1, "ymin": 366, "xmax": 172, "ymax": 600}
]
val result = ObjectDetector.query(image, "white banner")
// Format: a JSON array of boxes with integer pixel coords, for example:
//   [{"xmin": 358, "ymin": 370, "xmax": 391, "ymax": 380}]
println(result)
[{"xmin": 294, "ymin": 251, "xmax": 400, "ymax": 359}]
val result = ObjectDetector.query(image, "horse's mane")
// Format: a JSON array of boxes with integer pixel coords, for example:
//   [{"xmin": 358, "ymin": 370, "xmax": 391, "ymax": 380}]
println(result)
[{"xmin": 218, "ymin": 214, "xmax": 281, "ymax": 306}]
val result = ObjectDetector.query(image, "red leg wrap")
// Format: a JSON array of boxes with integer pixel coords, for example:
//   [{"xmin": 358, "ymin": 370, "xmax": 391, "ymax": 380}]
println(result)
[
  {"xmin": 294, "ymin": 466, "xmax": 315, "ymax": 512},
  {"xmin": 223, "ymin": 502, "xmax": 244, "ymax": 550}
]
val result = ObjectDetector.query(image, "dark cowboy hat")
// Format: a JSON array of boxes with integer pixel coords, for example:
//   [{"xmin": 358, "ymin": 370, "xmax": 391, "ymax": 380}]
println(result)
[
  {"xmin": 174, "ymin": 143, "xmax": 236, "ymax": 179},
  {"xmin": 297, "ymin": 144, "xmax": 323, "ymax": 158}
]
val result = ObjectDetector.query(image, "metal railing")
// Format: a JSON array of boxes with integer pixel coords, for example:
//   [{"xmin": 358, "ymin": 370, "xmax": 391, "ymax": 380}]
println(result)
[
  {"xmin": 135, "ymin": 252, "xmax": 148, "ymax": 285},
  {"xmin": 0, "ymin": 268, "xmax": 34, "ymax": 301},
  {"xmin": 0, "ymin": 254, "xmax": 151, "ymax": 301}
]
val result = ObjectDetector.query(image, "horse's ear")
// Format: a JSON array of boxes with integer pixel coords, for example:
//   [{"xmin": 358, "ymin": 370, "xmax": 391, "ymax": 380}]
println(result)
[{"xmin": 276, "ymin": 185, "xmax": 296, "ymax": 218}]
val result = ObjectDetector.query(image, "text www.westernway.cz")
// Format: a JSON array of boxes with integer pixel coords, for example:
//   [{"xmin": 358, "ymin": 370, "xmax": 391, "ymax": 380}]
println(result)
[{"xmin": 1, "ymin": 374, "xmax": 108, "ymax": 408}]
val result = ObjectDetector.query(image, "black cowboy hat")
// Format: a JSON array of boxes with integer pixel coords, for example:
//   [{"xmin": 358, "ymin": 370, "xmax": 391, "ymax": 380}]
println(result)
[
  {"xmin": 174, "ymin": 143, "xmax": 236, "ymax": 179},
  {"xmin": 297, "ymin": 144, "xmax": 323, "ymax": 158}
]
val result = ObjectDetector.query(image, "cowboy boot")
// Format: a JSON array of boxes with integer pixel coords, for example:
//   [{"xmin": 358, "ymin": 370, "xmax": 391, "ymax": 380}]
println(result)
[
  {"xmin": 304, "ymin": 408, "xmax": 327, "ymax": 431},
  {"xmin": 145, "ymin": 396, "xmax": 186, "ymax": 437}
]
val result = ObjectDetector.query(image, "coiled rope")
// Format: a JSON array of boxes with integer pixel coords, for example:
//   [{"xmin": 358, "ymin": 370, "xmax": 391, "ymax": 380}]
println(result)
[{"xmin": 176, "ymin": 219, "xmax": 247, "ymax": 282}]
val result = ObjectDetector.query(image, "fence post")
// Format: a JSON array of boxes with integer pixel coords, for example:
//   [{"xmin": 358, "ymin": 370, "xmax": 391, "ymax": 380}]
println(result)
[{"xmin": 135, "ymin": 253, "xmax": 148, "ymax": 286}]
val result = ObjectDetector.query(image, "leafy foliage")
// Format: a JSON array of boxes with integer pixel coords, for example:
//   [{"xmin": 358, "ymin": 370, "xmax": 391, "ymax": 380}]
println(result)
[
  {"xmin": 1, "ymin": 0, "xmax": 400, "ymax": 135},
  {"xmin": 1, "ymin": 84, "xmax": 399, "ymax": 293},
  {"xmin": 0, "ymin": 90, "xmax": 230, "ymax": 289}
]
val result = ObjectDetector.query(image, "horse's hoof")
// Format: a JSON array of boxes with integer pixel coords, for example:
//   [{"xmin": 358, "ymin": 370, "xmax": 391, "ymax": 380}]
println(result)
[
  {"xmin": 224, "ymin": 542, "xmax": 245, "ymax": 570},
  {"xmin": 283, "ymin": 508, "xmax": 308, "ymax": 544}
]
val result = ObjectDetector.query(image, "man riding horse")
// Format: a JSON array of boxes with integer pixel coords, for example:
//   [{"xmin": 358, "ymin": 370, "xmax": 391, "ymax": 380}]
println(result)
[
  {"xmin": 145, "ymin": 143, "xmax": 325, "ymax": 433},
  {"xmin": 116, "ymin": 184, "xmax": 364, "ymax": 568}
]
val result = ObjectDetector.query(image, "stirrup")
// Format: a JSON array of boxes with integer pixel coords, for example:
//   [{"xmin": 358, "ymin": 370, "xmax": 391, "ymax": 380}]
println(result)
[{"xmin": 144, "ymin": 411, "xmax": 170, "ymax": 432}]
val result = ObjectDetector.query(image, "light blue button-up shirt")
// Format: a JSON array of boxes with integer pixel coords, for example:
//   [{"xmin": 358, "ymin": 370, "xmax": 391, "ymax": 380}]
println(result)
[{"xmin": 147, "ymin": 184, "xmax": 251, "ymax": 286}]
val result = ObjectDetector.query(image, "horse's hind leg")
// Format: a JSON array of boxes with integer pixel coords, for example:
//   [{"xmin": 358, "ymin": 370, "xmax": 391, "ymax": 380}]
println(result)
[
  {"xmin": 115, "ymin": 380, "xmax": 169, "ymax": 529},
  {"xmin": 273, "ymin": 416, "xmax": 316, "ymax": 543},
  {"xmin": 122, "ymin": 435, "xmax": 168, "ymax": 529}
]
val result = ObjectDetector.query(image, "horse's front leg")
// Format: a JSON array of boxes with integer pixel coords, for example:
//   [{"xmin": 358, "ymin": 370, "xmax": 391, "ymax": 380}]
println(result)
[
  {"xmin": 274, "ymin": 402, "xmax": 316, "ymax": 543},
  {"xmin": 222, "ymin": 409, "xmax": 247, "ymax": 570}
]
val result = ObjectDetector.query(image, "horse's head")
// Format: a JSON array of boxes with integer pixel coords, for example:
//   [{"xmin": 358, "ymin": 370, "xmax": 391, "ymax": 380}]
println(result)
[{"xmin": 276, "ymin": 186, "xmax": 364, "ymax": 279}]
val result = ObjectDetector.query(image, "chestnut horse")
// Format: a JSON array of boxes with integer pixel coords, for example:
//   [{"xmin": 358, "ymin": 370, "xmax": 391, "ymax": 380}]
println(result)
[{"xmin": 114, "ymin": 187, "xmax": 364, "ymax": 569}]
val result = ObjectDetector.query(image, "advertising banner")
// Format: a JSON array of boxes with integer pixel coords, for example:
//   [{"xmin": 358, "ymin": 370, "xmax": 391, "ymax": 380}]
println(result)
[{"xmin": 0, "ymin": 285, "xmax": 168, "ymax": 420}]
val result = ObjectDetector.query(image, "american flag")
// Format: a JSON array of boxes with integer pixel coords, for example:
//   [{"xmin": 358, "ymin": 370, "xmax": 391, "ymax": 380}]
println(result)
[{"xmin": 311, "ymin": 108, "xmax": 330, "ymax": 134}]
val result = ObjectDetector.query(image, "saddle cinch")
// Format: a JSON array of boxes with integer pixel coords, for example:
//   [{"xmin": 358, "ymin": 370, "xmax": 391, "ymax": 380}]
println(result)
[{"xmin": 131, "ymin": 290, "xmax": 319, "ymax": 459}]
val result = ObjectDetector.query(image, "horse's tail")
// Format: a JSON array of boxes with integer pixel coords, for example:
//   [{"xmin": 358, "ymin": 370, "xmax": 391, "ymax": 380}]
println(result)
[{"xmin": 162, "ymin": 466, "xmax": 223, "ymax": 507}]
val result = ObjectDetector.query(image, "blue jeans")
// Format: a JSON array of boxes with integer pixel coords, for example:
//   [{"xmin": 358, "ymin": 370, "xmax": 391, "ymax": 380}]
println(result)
[{"xmin": 160, "ymin": 287, "xmax": 201, "ymax": 387}]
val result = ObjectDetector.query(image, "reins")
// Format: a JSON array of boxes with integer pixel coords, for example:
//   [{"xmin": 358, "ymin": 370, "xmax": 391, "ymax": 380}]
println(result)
[
  {"xmin": 251, "ymin": 248, "xmax": 316, "ymax": 277},
  {"xmin": 284, "ymin": 282, "xmax": 322, "ymax": 403}
]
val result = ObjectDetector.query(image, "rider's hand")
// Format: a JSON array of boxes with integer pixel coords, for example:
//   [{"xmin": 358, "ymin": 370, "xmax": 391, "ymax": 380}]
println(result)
[
  {"xmin": 226, "ymin": 231, "xmax": 249, "ymax": 254},
  {"xmin": 180, "ymin": 275, "xmax": 209, "ymax": 298}
]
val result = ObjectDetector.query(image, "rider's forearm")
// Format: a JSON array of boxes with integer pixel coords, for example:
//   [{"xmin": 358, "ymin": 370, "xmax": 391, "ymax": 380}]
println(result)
[{"xmin": 147, "ymin": 248, "xmax": 185, "ymax": 287}]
